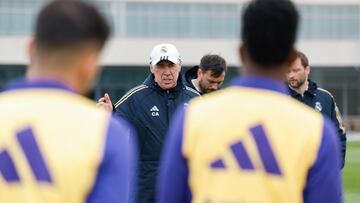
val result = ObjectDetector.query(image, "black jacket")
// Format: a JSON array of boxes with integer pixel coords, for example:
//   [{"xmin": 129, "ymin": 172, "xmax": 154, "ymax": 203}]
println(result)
[
  {"xmin": 114, "ymin": 74, "xmax": 199, "ymax": 203},
  {"xmin": 288, "ymin": 80, "xmax": 346, "ymax": 169},
  {"xmin": 183, "ymin": 65, "xmax": 201, "ymax": 94}
]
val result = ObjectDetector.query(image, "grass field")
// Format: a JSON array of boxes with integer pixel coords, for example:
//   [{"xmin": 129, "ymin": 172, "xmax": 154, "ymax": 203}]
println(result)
[{"xmin": 344, "ymin": 141, "xmax": 360, "ymax": 202}]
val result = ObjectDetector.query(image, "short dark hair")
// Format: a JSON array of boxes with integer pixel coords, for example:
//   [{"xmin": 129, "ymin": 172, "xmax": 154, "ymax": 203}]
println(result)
[
  {"xmin": 241, "ymin": 0, "xmax": 299, "ymax": 67},
  {"xmin": 35, "ymin": 0, "xmax": 110, "ymax": 51},
  {"xmin": 199, "ymin": 54, "xmax": 227, "ymax": 77},
  {"xmin": 297, "ymin": 51, "xmax": 309, "ymax": 68}
]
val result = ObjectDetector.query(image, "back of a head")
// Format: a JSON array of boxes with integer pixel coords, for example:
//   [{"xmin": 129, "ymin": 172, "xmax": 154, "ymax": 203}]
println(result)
[
  {"xmin": 200, "ymin": 54, "xmax": 227, "ymax": 77},
  {"xmin": 242, "ymin": 0, "xmax": 298, "ymax": 68},
  {"xmin": 35, "ymin": 0, "xmax": 110, "ymax": 56}
]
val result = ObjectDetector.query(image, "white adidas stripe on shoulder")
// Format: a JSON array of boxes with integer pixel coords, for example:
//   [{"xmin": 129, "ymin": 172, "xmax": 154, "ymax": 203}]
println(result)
[
  {"xmin": 317, "ymin": 88, "xmax": 334, "ymax": 98},
  {"xmin": 318, "ymin": 88, "xmax": 345, "ymax": 133},
  {"xmin": 185, "ymin": 86, "xmax": 200, "ymax": 96},
  {"xmin": 114, "ymin": 84, "xmax": 148, "ymax": 108}
]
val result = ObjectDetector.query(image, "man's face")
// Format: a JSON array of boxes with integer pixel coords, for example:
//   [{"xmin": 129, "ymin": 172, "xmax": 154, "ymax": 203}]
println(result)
[
  {"xmin": 198, "ymin": 69, "xmax": 226, "ymax": 94},
  {"xmin": 286, "ymin": 57, "xmax": 309, "ymax": 89},
  {"xmin": 151, "ymin": 60, "xmax": 181, "ymax": 90}
]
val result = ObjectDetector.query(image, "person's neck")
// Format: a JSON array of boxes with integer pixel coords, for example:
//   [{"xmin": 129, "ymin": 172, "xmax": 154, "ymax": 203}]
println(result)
[
  {"xmin": 243, "ymin": 65, "xmax": 286, "ymax": 84},
  {"xmin": 290, "ymin": 80, "xmax": 308, "ymax": 95},
  {"xmin": 26, "ymin": 65, "xmax": 81, "ymax": 93}
]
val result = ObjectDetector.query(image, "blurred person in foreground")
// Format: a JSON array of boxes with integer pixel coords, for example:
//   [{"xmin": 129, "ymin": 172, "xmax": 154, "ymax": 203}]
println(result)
[
  {"xmin": 183, "ymin": 54, "xmax": 227, "ymax": 95},
  {"xmin": 0, "ymin": 1, "xmax": 135, "ymax": 202},
  {"xmin": 157, "ymin": 0, "xmax": 342, "ymax": 203},
  {"xmin": 287, "ymin": 51, "xmax": 346, "ymax": 169},
  {"xmin": 97, "ymin": 43, "xmax": 199, "ymax": 203}
]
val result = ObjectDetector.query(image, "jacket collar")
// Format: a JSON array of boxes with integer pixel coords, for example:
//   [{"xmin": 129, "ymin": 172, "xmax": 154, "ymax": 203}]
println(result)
[
  {"xmin": 307, "ymin": 79, "xmax": 318, "ymax": 95},
  {"xmin": 3, "ymin": 77, "xmax": 75, "ymax": 93},
  {"xmin": 288, "ymin": 79, "xmax": 317, "ymax": 97},
  {"xmin": 143, "ymin": 74, "xmax": 184, "ymax": 93},
  {"xmin": 231, "ymin": 76, "xmax": 289, "ymax": 95},
  {"xmin": 185, "ymin": 65, "xmax": 199, "ymax": 83}
]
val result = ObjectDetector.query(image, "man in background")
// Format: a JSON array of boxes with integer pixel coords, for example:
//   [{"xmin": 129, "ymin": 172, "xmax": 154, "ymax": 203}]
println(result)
[
  {"xmin": 287, "ymin": 51, "xmax": 346, "ymax": 169},
  {"xmin": 157, "ymin": 0, "xmax": 342, "ymax": 202},
  {"xmin": 97, "ymin": 43, "xmax": 199, "ymax": 203},
  {"xmin": 184, "ymin": 54, "xmax": 227, "ymax": 94},
  {"xmin": 0, "ymin": 1, "xmax": 135, "ymax": 202}
]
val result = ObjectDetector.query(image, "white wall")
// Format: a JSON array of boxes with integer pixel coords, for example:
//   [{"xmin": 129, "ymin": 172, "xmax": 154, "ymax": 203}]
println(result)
[
  {"xmin": 101, "ymin": 0, "xmax": 360, "ymax": 5},
  {"xmin": 1, "ymin": 37, "xmax": 359, "ymax": 67}
]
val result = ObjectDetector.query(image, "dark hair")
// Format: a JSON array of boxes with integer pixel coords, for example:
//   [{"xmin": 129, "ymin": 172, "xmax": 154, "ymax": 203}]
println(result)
[
  {"xmin": 241, "ymin": 0, "xmax": 299, "ymax": 67},
  {"xmin": 297, "ymin": 51, "xmax": 309, "ymax": 68},
  {"xmin": 35, "ymin": 0, "xmax": 110, "ymax": 51},
  {"xmin": 199, "ymin": 54, "xmax": 227, "ymax": 77}
]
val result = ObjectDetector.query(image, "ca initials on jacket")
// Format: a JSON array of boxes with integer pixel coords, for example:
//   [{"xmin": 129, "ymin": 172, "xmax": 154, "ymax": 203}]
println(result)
[{"xmin": 150, "ymin": 106, "xmax": 160, "ymax": 117}]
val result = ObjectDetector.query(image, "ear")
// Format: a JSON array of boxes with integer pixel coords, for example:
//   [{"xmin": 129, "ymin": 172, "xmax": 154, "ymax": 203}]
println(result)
[
  {"xmin": 239, "ymin": 45, "xmax": 247, "ymax": 65},
  {"xmin": 150, "ymin": 65, "xmax": 155, "ymax": 74},
  {"xmin": 82, "ymin": 51, "xmax": 99, "ymax": 68},
  {"xmin": 305, "ymin": 65, "xmax": 311, "ymax": 75},
  {"xmin": 27, "ymin": 37, "xmax": 36, "ymax": 65},
  {"xmin": 197, "ymin": 67, "xmax": 203, "ymax": 78},
  {"xmin": 77, "ymin": 50, "xmax": 101, "ymax": 93}
]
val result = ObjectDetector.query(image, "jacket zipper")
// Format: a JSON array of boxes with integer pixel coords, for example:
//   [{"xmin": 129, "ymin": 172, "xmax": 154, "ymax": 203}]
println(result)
[{"xmin": 166, "ymin": 90, "xmax": 170, "ymax": 124}]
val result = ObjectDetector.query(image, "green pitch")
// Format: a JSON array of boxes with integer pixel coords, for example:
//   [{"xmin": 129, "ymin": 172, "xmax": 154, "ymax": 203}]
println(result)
[{"xmin": 344, "ymin": 141, "xmax": 360, "ymax": 203}]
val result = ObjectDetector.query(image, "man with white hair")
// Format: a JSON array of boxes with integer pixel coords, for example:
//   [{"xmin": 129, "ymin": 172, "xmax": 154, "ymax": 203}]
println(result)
[{"xmin": 98, "ymin": 43, "xmax": 199, "ymax": 203}]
